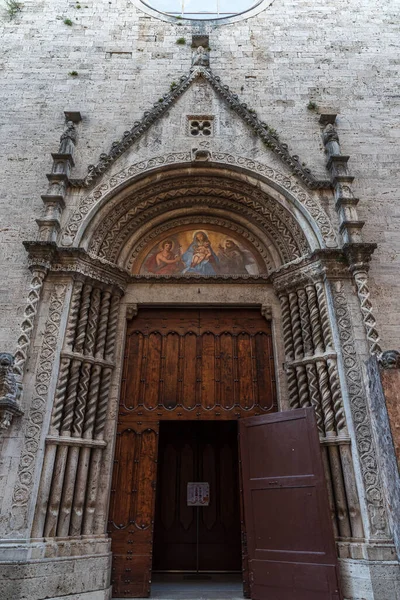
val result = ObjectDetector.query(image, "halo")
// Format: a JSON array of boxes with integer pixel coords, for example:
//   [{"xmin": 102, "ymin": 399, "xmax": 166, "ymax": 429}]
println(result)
[
  {"xmin": 192, "ymin": 230, "xmax": 209, "ymax": 242},
  {"xmin": 157, "ymin": 238, "xmax": 175, "ymax": 252}
]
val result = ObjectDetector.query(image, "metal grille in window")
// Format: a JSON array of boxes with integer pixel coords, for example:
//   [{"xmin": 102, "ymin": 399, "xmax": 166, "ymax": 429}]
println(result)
[{"xmin": 189, "ymin": 119, "xmax": 213, "ymax": 136}]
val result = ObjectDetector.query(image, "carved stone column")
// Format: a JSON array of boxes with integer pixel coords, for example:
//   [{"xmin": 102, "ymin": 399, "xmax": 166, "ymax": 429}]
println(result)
[
  {"xmin": 272, "ymin": 258, "xmax": 364, "ymax": 539},
  {"xmin": 32, "ymin": 278, "xmax": 122, "ymax": 539}
]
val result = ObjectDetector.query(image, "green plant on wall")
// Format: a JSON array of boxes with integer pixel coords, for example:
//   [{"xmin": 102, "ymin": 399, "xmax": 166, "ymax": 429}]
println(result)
[
  {"xmin": 176, "ymin": 37, "xmax": 186, "ymax": 45},
  {"xmin": 4, "ymin": 0, "xmax": 22, "ymax": 19}
]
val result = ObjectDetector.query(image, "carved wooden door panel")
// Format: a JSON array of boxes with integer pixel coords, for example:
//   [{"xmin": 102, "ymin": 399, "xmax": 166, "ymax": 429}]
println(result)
[
  {"xmin": 240, "ymin": 408, "xmax": 342, "ymax": 600},
  {"xmin": 119, "ymin": 308, "xmax": 277, "ymax": 419},
  {"xmin": 108, "ymin": 421, "xmax": 159, "ymax": 598},
  {"xmin": 109, "ymin": 307, "xmax": 278, "ymax": 598}
]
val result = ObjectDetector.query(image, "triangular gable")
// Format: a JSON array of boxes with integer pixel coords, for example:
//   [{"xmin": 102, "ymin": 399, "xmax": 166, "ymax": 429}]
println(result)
[{"xmin": 73, "ymin": 66, "xmax": 330, "ymax": 190}]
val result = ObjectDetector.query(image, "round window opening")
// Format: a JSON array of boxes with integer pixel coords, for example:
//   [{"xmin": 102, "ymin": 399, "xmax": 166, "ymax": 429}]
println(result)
[{"xmin": 141, "ymin": 0, "xmax": 263, "ymax": 20}]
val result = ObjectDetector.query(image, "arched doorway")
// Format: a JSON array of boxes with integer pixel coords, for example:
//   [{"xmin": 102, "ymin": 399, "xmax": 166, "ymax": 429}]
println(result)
[{"xmin": 27, "ymin": 160, "xmax": 380, "ymax": 599}]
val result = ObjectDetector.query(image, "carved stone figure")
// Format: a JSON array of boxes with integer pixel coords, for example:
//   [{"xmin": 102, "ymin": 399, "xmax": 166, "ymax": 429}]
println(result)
[
  {"xmin": 59, "ymin": 121, "xmax": 77, "ymax": 154},
  {"xmin": 0, "ymin": 353, "xmax": 18, "ymax": 404},
  {"xmin": 0, "ymin": 353, "xmax": 22, "ymax": 432},
  {"xmin": 323, "ymin": 124, "xmax": 341, "ymax": 156},
  {"xmin": 192, "ymin": 45, "xmax": 209, "ymax": 68},
  {"xmin": 379, "ymin": 350, "xmax": 400, "ymax": 369}
]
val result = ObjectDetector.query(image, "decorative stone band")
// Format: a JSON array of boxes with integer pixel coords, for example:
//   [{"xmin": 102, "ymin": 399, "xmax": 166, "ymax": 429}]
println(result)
[
  {"xmin": 344, "ymin": 243, "xmax": 382, "ymax": 356},
  {"xmin": 32, "ymin": 279, "xmax": 122, "ymax": 539},
  {"xmin": 332, "ymin": 280, "xmax": 390, "ymax": 538},
  {"xmin": 14, "ymin": 267, "xmax": 47, "ymax": 380},
  {"xmin": 12, "ymin": 284, "xmax": 67, "ymax": 522},
  {"xmin": 272, "ymin": 257, "xmax": 364, "ymax": 539}
]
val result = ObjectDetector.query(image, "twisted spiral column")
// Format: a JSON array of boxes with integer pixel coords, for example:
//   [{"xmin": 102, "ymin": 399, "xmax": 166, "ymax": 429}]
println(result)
[
  {"xmin": 279, "ymin": 294, "xmax": 300, "ymax": 409},
  {"xmin": 288, "ymin": 292, "xmax": 303, "ymax": 359},
  {"xmin": 14, "ymin": 268, "xmax": 47, "ymax": 377},
  {"xmin": 305, "ymin": 284, "xmax": 324, "ymax": 354},
  {"xmin": 306, "ymin": 363, "xmax": 324, "ymax": 435},
  {"xmin": 327, "ymin": 357, "xmax": 347, "ymax": 432},
  {"xmin": 50, "ymin": 357, "xmax": 71, "ymax": 435},
  {"xmin": 297, "ymin": 288, "xmax": 313, "ymax": 357},
  {"xmin": 64, "ymin": 281, "xmax": 84, "ymax": 351},
  {"xmin": 73, "ymin": 284, "xmax": 92, "ymax": 354},
  {"xmin": 95, "ymin": 291, "xmax": 111, "ymax": 359},
  {"xmin": 287, "ymin": 369, "xmax": 300, "ymax": 409},
  {"xmin": 83, "ymin": 364, "xmax": 102, "ymax": 439},
  {"xmin": 60, "ymin": 359, "xmax": 81, "ymax": 435},
  {"xmin": 295, "ymin": 365, "xmax": 310, "ymax": 408},
  {"xmin": 315, "ymin": 282, "xmax": 334, "ymax": 352},
  {"xmin": 279, "ymin": 294, "xmax": 294, "ymax": 361},
  {"xmin": 72, "ymin": 362, "xmax": 91, "ymax": 438},
  {"xmin": 104, "ymin": 294, "xmax": 120, "ymax": 361},
  {"xmin": 84, "ymin": 288, "xmax": 101, "ymax": 356},
  {"xmin": 94, "ymin": 367, "xmax": 112, "ymax": 440},
  {"xmin": 316, "ymin": 360, "xmax": 335, "ymax": 436}
]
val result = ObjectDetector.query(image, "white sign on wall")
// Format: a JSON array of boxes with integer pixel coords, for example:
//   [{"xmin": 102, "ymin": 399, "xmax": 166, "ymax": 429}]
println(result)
[{"xmin": 187, "ymin": 482, "xmax": 210, "ymax": 506}]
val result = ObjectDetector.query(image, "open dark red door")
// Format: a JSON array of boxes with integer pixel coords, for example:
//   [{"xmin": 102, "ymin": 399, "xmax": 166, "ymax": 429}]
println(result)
[{"xmin": 239, "ymin": 408, "xmax": 342, "ymax": 600}]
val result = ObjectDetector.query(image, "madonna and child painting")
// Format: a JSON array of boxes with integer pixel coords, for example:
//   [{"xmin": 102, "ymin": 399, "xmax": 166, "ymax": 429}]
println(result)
[{"xmin": 136, "ymin": 228, "xmax": 265, "ymax": 276}]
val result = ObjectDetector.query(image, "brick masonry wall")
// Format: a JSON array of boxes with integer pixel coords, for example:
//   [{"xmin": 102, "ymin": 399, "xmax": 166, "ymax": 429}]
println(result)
[{"xmin": 0, "ymin": 0, "xmax": 399, "ymax": 350}]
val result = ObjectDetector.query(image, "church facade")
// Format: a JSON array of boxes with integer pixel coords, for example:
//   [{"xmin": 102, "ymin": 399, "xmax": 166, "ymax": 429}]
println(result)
[{"xmin": 1, "ymin": 1, "xmax": 400, "ymax": 599}]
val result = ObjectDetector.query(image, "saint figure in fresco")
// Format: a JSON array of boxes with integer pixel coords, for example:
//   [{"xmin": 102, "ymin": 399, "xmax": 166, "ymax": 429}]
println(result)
[
  {"xmin": 143, "ymin": 239, "xmax": 184, "ymax": 275},
  {"xmin": 181, "ymin": 231, "xmax": 219, "ymax": 275},
  {"xmin": 217, "ymin": 239, "xmax": 259, "ymax": 275}
]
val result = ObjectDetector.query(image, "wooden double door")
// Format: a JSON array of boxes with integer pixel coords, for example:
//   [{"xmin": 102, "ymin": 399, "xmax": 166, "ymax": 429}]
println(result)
[{"xmin": 108, "ymin": 308, "xmax": 342, "ymax": 599}]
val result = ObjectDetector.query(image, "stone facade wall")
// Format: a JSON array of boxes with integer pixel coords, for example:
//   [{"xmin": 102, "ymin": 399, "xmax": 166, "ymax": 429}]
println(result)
[{"xmin": 0, "ymin": 0, "xmax": 399, "ymax": 352}]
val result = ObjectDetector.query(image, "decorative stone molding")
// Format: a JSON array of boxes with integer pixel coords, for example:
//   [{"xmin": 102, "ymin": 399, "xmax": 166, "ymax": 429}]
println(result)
[
  {"xmin": 332, "ymin": 279, "xmax": 389, "ymax": 538},
  {"xmin": 63, "ymin": 154, "xmax": 338, "ymax": 250},
  {"xmin": 70, "ymin": 67, "xmax": 330, "ymax": 190},
  {"xmin": 0, "ymin": 353, "xmax": 23, "ymax": 434},
  {"xmin": 379, "ymin": 350, "xmax": 400, "ymax": 370},
  {"xmin": 12, "ymin": 283, "xmax": 67, "ymax": 516},
  {"xmin": 14, "ymin": 266, "xmax": 48, "ymax": 380},
  {"xmin": 344, "ymin": 243, "xmax": 382, "ymax": 355},
  {"xmin": 24, "ymin": 241, "xmax": 128, "ymax": 292}
]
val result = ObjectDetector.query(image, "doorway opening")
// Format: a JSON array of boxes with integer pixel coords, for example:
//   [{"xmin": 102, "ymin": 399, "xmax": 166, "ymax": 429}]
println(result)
[
  {"xmin": 152, "ymin": 420, "xmax": 243, "ymax": 598},
  {"xmin": 153, "ymin": 420, "xmax": 242, "ymax": 573}
]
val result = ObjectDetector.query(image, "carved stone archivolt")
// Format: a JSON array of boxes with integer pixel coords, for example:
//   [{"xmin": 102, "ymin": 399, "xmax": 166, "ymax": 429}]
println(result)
[
  {"xmin": 86, "ymin": 175, "xmax": 310, "ymax": 268},
  {"xmin": 62, "ymin": 157, "xmax": 338, "ymax": 251}
]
